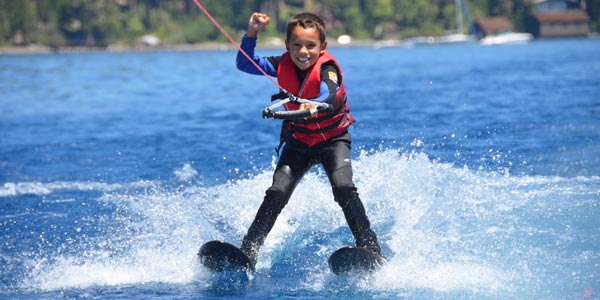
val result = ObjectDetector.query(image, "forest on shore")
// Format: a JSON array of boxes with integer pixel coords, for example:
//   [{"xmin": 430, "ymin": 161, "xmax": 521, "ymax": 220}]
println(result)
[{"xmin": 1, "ymin": 0, "xmax": 598, "ymax": 48}]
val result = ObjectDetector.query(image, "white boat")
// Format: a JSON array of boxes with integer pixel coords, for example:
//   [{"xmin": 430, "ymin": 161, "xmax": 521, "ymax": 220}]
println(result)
[
  {"xmin": 436, "ymin": 33, "xmax": 477, "ymax": 44},
  {"xmin": 373, "ymin": 39, "xmax": 415, "ymax": 48},
  {"xmin": 435, "ymin": 0, "xmax": 477, "ymax": 44},
  {"xmin": 479, "ymin": 31, "xmax": 533, "ymax": 45}
]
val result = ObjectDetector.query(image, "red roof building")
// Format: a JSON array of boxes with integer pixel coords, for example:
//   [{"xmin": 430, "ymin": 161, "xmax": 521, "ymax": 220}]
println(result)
[
  {"xmin": 474, "ymin": 17, "xmax": 515, "ymax": 37},
  {"xmin": 528, "ymin": 10, "xmax": 590, "ymax": 37}
]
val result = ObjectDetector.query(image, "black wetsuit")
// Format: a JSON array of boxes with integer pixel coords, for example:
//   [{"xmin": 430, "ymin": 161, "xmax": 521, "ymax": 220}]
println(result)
[{"xmin": 237, "ymin": 36, "xmax": 381, "ymax": 265}]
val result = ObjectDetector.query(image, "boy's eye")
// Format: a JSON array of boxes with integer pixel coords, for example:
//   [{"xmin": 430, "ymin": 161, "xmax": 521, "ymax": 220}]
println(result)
[{"xmin": 294, "ymin": 43, "xmax": 316, "ymax": 49}]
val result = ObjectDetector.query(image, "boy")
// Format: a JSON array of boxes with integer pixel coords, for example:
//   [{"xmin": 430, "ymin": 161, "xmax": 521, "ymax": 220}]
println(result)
[{"xmin": 236, "ymin": 12, "xmax": 381, "ymax": 268}]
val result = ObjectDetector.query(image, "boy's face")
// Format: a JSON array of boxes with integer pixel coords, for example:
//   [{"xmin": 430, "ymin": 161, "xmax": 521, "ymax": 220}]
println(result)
[{"xmin": 285, "ymin": 26, "xmax": 327, "ymax": 71}]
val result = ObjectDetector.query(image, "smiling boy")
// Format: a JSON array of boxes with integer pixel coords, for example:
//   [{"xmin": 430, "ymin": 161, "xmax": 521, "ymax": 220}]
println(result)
[{"xmin": 236, "ymin": 12, "xmax": 381, "ymax": 268}]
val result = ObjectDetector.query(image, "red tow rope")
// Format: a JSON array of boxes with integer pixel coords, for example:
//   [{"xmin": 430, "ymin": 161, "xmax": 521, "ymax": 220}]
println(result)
[{"xmin": 191, "ymin": 0, "xmax": 282, "ymax": 90}]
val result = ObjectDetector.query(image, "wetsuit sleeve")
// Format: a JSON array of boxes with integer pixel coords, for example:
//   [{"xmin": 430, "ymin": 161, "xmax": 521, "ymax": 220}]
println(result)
[
  {"xmin": 311, "ymin": 63, "xmax": 339, "ymax": 107},
  {"xmin": 236, "ymin": 34, "xmax": 278, "ymax": 77}
]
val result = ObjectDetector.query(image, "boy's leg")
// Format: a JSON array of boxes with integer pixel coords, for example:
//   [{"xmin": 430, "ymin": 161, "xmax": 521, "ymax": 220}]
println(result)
[
  {"xmin": 322, "ymin": 140, "xmax": 381, "ymax": 255},
  {"xmin": 334, "ymin": 186, "xmax": 381, "ymax": 254},
  {"xmin": 240, "ymin": 143, "xmax": 312, "ymax": 265},
  {"xmin": 240, "ymin": 185, "xmax": 288, "ymax": 265}
]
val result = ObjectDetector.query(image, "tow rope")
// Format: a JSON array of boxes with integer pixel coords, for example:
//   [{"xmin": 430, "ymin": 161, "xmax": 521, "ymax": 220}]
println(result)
[{"xmin": 191, "ymin": 0, "xmax": 281, "ymax": 90}]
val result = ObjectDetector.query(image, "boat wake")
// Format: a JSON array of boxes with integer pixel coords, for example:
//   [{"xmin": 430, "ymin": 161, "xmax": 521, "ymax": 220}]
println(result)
[{"xmin": 4, "ymin": 149, "xmax": 598, "ymax": 298}]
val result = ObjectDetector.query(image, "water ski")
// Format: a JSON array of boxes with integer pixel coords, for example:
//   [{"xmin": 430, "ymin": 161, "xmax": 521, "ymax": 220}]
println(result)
[
  {"xmin": 328, "ymin": 246, "xmax": 386, "ymax": 275},
  {"xmin": 198, "ymin": 240, "xmax": 254, "ymax": 273}
]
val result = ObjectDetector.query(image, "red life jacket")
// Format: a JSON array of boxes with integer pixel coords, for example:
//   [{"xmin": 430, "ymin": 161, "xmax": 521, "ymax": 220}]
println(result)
[{"xmin": 277, "ymin": 50, "xmax": 355, "ymax": 147}]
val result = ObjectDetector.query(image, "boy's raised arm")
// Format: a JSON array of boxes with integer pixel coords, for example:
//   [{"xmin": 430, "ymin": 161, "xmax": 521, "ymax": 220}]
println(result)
[{"xmin": 236, "ymin": 13, "xmax": 277, "ymax": 76}]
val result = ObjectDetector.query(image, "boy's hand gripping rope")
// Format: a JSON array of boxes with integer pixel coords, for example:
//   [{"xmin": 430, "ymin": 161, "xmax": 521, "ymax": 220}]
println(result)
[{"xmin": 262, "ymin": 97, "xmax": 330, "ymax": 120}]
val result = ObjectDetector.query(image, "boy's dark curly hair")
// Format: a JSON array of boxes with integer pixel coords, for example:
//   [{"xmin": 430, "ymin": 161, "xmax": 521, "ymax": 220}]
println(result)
[{"xmin": 286, "ymin": 13, "xmax": 326, "ymax": 43}]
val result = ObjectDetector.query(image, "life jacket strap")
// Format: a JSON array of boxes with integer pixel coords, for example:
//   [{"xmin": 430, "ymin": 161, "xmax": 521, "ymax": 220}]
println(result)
[{"xmin": 289, "ymin": 113, "xmax": 347, "ymax": 134}]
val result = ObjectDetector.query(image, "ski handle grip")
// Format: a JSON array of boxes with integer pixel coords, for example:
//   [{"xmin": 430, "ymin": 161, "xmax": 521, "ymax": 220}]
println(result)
[{"xmin": 262, "ymin": 100, "xmax": 329, "ymax": 120}]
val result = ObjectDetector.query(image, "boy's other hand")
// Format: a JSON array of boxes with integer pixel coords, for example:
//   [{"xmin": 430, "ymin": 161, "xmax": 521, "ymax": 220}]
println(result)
[
  {"xmin": 247, "ymin": 13, "xmax": 270, "ymax": 38},
  {"xmin": 299, "ymin": 103, "xmax": 318, "ymax": 116}
]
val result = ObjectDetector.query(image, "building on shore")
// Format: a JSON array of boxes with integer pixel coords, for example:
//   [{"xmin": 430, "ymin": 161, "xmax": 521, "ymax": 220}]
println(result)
[
  {"xmin": 473, "ymin": 17, "xmax": 515, "ymax": 37},
  {"xmin": 528, "ymin": 10, "xmax": 590, "ymax": 38},
  {"xmin": 526, "ymin": 0, "xmax": 590, "ymax": 38}
]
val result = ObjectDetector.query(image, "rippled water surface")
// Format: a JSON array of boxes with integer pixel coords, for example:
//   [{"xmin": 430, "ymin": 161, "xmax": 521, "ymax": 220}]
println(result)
[{"xmin": 1, "ymin": 39, "xmax": 599, "ymax": 299}]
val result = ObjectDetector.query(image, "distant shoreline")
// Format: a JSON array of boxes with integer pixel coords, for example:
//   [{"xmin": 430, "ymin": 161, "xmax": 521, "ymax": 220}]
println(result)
[
  {"xmin": 2, "ymin": 35, "xmax": 598, "ymax": 55},
  {"xmin": 0, "ymin": 39, "xmax": 375, "ymax": 55},
  {"xmin": 0, "ymin": 42, "xmax": 245, "ymax": 55}
]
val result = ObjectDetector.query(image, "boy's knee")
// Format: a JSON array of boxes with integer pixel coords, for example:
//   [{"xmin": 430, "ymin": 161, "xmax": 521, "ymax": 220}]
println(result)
[{"xmin": 264, "ymin": 187, "xmax": 288, "ymax": 208}]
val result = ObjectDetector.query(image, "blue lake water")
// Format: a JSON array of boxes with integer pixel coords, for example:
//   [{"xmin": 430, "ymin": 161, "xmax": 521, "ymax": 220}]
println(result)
[{"xmin": 1, "ymin": 39, "xmax": 599, "ymax": 300}]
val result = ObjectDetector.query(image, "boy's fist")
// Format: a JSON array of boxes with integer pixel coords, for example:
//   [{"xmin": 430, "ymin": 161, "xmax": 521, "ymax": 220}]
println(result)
[{"xmin": 247, "ymin": 13, "xmax": 270, "ymax": 38}]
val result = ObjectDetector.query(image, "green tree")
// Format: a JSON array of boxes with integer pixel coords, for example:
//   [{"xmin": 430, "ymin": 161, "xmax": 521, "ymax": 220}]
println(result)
[
  {"xmin": 343, "ymin": 5, "xmax": 369, "ymax": 38},
  {"xmin": 0, "ymin": 0, "xmax": 598, "ymax": 47},
  {"xmin": 488, "ymin": 0, "xmax": 513, "ymax": 16},
  {"xmin": 587, "ymin": 0, "xmax": 600, "ymax": 31},
  {"xmin": 0, "ymin": 0, "xmax": 36, "ymax": 45},
  {"xmin": 392, "ymin": 0, "xmax": 440, "ymax": 36}
]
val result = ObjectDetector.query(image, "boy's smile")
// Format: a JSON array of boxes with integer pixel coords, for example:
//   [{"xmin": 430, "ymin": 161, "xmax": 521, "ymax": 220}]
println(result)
[{"xmin": 285, "ymin": 26, "xmax": 327, "ymax": 71}]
